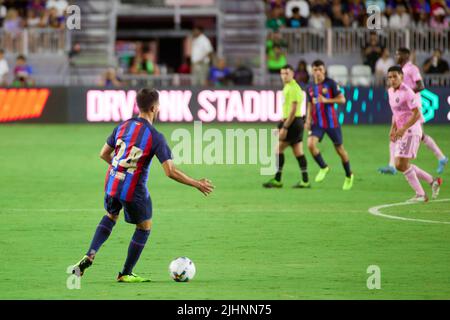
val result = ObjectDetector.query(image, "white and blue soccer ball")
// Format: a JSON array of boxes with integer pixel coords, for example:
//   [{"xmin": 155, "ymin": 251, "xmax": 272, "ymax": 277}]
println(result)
[{"xmin": 169, "ymin": 257, "xmax": 196, "ymax": 282}]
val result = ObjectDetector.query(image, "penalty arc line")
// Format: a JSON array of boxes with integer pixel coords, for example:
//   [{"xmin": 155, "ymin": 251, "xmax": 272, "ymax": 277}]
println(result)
[{"xmin": 368, "ymin": 198, "xmax": 450, "ymax": 225}]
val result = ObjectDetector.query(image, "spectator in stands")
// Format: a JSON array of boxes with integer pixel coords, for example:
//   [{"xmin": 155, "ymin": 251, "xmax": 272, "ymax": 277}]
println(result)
[
  {"xmin": 68, "ymin": 42, "xmax": 81, "ymax": 66},
  {"xmin": 230, "ymin": 61, "xmax": 253, "ymax": 86},
  {"xmin": 98, "ymin": 67, "xmax": 122, "ymax": 88},
  {"xmin": 423, "ymin": 49, "xmax": 450, "ymax": 74},
  {"xmin": 266, "ymin": 0, "xmax": 286, "ymax": 10},
  {"xmin": 389, "ymin": 5, "xmax": 411, "ymax": 28},
  {"xmin": 348, "ymin": 0, "xmax": 365, "ymax": 22},
  {"xmin": 0, "ymin": 0, "xmax": 6, "ymax": 28},
  {"xmin": 266, "ymin": 30, "xmax": 288, "ymax": 50},
  {"xmin": 46, "ymin": 0, "xmax": 68, "ymax": 19},
  {"xmin": 287, "ymin": 6, "xmax": 308, "ymax": 28},
  {"xmin": 411, "ymin": 0, "xmax": 431, "ymax": 20},
  {"xmin": 330, "ymin": 1, "xmax": 344, "ymax": 27},
  {"xmin": 190, "ymin": 26, "xmax": 213, "ymax": 86},
  {"xmin": 285, "ymin": 0, "xmax": 309, "ymax": 20},
  {"xmin": 415, "ymin": 11, "xmax": 430, "ymax": 28},
  {"xmin": 365, "ymin": 0, "xmax": 386, "ymax": 12},
  {"xmin": 26, "ymin": 9, "xmax": 40, "ymax": 28},
  {"xmin": 266, "ymin": 5, "xmax": 286, "ymax": 31},
  {"xmin": 4, "ymin": 9, "xmax": 23, "ymax": 35},
  {"xmin": 12, "ymin": 55, "xmax": 34, "ymax": 87},
  {"xmin": 308, "ymin": 7, "xmax": 330, "ymax": 30},
  {"xmin": 141, "ymin": 49, "xmax": 160, "ymax": 75},
  {"xmin": 47, "ymin": 7, "xmax": 64, "ymax": 29},
  {"xmin": 385, "ymin": 0, "xmax": 410, "ymax": 17},
  {"xmin": 0, "ymin": 49, "xmax": 9, "ymax": 85},
  {"xmin": 430, "ymin": 7, "xmax": 449, "ymax": 33},
  {"xmin": 375, "ymin": 48, "xmax": 395, "ymax": 79},
  {"xmin": 177, "ymin": 56, "xmax": 191, "ymax": 74},
  {"xmin": 362, "ymin": 32, "xmax": 383, "ymax": 73},
  {"xmin": 28, "ymin": 0, "xmax": 46, "ymax": 16},
  {"xmin": 209, "ymin": 57, "xmax": 231, "ymax": 87},
  {"xmin": 294, "ymin": 59, "xmax": 309, "ymax": 85},
  {"xmin": 267, "ymin": 45, "xmax": 287, "ymax": 74}
]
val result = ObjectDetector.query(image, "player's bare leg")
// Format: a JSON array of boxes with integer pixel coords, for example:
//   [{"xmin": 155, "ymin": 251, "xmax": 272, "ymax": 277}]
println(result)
[
  {"xmin": 263, "ymin": 140, "xmax": 290, "ymax": 188},
  {"xmin": 118, "ymin": 219, "xmax": 152, "ymax": 283},
  {"xmin": 421, "ymin": 133, "xmax": 448, "ymax": 174},
  {"xmin": 308, "ymin": 136, "xmax": 329, "ymax": 183},
  {"xmin": 291, "ymin": 142, "xmax": 310, "ymax": 188},
  {"xmin": 72, "ymin": 213, "xmax": 119, "ymax": 276},
  {"xmin": 395, "ymin": 157, "xmax": 428, "ymax": 202},
  {"xmin": 335, "ymin": 144, "xmax": 354, "ymax": 190}
]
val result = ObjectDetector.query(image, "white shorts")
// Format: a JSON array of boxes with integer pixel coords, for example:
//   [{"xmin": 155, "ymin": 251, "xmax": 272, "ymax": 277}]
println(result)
[{"xmin": 395, "ymin": 134, "xmax": 421, "ymax": 159}]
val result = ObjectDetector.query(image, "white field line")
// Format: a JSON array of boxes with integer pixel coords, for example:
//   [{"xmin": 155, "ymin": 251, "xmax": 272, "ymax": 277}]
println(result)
[{"xmin": 368, "ymin": 198, "xmax": 450, "ymax": 225}]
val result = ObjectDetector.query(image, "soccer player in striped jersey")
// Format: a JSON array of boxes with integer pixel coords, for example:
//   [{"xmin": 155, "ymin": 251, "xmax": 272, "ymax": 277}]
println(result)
[
  {"xmin": 378, "ymin": 47, "xmax": 448, "ymax": 175},
  {"xmin": 305, "ymin": 60, "xmax": 354, "ymax": 190},
  {"xmin": 72, "ymin": 88, "xmax": 214, "ymax": 283}
]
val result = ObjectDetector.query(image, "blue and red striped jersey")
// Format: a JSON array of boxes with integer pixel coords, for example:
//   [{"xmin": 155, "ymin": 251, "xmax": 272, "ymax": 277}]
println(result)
[
  {"xmin": 104, "ymin": 117, "xmax": 172, "ymax": 202},
  {"xmin": 306, "ymin": 77, "xmax": 342, "ymax": 129}
]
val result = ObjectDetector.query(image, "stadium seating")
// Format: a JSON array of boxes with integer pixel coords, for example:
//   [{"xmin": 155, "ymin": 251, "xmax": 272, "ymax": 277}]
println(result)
[
  {"xmin": 327, "ymin": 65, "xmax": 349, "ymax": 86},
  {"xmin": 350, "ymin": 65, "xmax": 373, "ymax": 87}
]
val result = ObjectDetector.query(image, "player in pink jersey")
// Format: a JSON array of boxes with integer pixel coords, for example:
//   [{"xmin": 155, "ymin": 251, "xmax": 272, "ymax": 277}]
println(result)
[
  {"xmin": 379, "ymin": 48, "xmax": 448, "ymax": 175},
  {"xmin": 387, "ymin": 66, "xmax": 442, "ymax": 202}
]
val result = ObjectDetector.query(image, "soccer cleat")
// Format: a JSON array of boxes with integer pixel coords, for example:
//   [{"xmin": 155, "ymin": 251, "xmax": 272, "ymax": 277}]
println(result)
[
  {"xmin": 378, "ymin": 165, "xmax": 397, "ymax": 175},
  {"xmin": 262, "ymin": 178, "xmax": 283, "ymax": 188},
  {"xmin": 72, "ymin": 255, "xmax": 93, "ymax": 277},
  {"xmin": 314, "ymin": 167, "xmax": 330, "ymax": 183},
  {"xmin": 293, "ymin": 181, "xmax": 311, "ymax": 189},
  {"xmin": 117, "ymin": 272, "xmax": 151, "ymax": 283},
  {"xmin": 431, "ymin": 177, "xmax": 442, "ymax": 200},
  {"xmin": 342, "ymin": 174, "xmax": 354, "ymax": 191},
  {"xmin": 406, "ymin": 195, "xmax": 429, "ymax": 203},
  {"xmin": 437, "ymin": 157, "xmax": 448, "ymax": 175}
]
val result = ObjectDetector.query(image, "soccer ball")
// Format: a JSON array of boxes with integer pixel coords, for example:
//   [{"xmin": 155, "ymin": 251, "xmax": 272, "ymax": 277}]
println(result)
[{"xmin": 169, "ymin": 257, "xmax": 196, "ymax": 282}]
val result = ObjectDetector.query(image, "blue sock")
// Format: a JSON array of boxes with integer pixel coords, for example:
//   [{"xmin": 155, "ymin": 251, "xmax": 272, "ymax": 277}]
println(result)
[
  {"xmin": 313, "ymin": 153, "xmax": 328, "ymax": 169},
  {"xmin": 122, "ymin": 229, "xmax": 151, "ymax": 275},
  {"xmin": 86, "ymin": 215, "xmax": 116, "ymax": 258}
]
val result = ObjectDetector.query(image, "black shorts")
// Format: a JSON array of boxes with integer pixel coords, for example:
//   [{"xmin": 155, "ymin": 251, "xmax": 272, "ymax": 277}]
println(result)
[
  {"xmin": 277, "ymin": 117, "xmax": 305, "ymax": 145},
  {"xmin": 104, "ymin": 193, "xmax": 152, "ymax": 225}
]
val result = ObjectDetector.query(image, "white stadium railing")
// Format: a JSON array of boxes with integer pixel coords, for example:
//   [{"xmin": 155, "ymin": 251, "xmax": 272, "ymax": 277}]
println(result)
[
  {"xmin": 280, "ymin": 27, "xmax": 449, "ymax": 56},
  {"xmin": 0, "ymin": 28, "xmax": 68, "ymax": 55}
]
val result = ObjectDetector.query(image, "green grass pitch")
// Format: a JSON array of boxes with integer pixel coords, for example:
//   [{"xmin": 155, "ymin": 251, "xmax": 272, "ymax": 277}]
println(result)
[{"xmin": 0, "ymin": 123, "xmax": 449, "ymax": 300}]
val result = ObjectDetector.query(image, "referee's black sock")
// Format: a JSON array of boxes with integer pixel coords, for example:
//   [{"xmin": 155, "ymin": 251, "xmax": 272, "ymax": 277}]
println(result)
[
  {"xmin": 296, "ymin": 155, "xmax": 309, "ymax": 183},
  {"xmin": 313, "ymin": 153, "xmax": 328, "ymax": 169},
  {"xmin": 275, "ymin": 153, "xmax": 285, "ymax": 182},
  {"xmin": 342, "ymin": 161, "xmax": 352, "ymax": 178}
]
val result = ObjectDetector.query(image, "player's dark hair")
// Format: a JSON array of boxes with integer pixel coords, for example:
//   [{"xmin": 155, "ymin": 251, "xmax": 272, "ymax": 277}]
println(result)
[
  {"xmin": 292, "ymin": 7, "xmax": 299, "ymax": 14},
  {"xmin": 387, "ymin": 66, "xmax": 403, "ymax": 74},
  {"xmin": 17, "ymin": 54, "xmax": 27, "ymax": 61},
  {"xmin": 312, "ymin": 60, "xmax": 325, "ymax": 68},
  {"xmin": 281, "ymin": 64, "xmax": 294, "ymax": 72},
  {"xmin": 136, "ymin": 88, "xmax": 159, "ymax": 112},
  {"xmin": 397, "ymin": 47, "xmax": 410, "ymax": 56}
]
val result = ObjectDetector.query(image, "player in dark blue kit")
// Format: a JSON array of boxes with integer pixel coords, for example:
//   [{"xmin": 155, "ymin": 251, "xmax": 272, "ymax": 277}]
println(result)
[
  {"xmin": 72, "ymin": 88, "xmax": 214, "ymax": 283},
  {"xmin": 305, "ymin": 60, "xmax": 354, "ymax": 190}
]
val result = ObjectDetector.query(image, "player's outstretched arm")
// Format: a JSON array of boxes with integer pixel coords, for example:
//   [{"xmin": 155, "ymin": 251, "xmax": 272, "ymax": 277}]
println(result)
[
  {"xmin": 100, "ymin": 143, "xmax": 114, "ymax": 164},
  {"xmin": 162, "ymin": 160, "xmax": 214, "ymax": 196}
]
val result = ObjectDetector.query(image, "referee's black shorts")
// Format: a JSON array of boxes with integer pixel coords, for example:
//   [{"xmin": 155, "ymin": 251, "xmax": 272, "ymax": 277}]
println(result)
[{"xmin": 277, "ymin": 117, "xmax": 305, "ymax": 145}]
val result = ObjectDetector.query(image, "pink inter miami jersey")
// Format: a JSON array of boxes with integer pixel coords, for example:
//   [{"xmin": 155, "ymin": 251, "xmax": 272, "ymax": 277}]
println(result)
[
  {"xmin": 402, "ymin": 61, "xmax": 425, "ymax": 122},
  {"xmin": 388, "ymin": 83, "xmax": 422, "ymax": 137}
]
